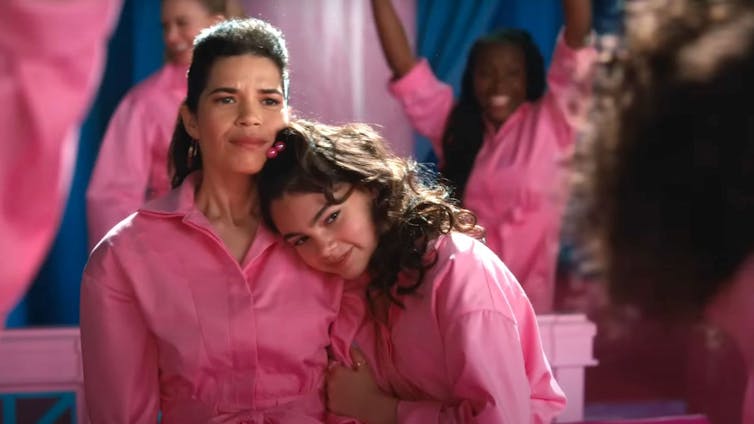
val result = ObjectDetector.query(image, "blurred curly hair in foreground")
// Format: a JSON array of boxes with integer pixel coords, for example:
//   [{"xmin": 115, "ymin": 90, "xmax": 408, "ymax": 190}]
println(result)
[{"xmin": 573, "ymin": 0, "xmax": 754, "ymax": 319}]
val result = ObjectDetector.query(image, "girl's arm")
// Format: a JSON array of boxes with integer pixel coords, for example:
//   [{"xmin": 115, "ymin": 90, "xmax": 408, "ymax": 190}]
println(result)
[
  {"xmin": 370, "ymin": 0, "xmax": 417, "ymax": 78},
  {"xmin": 563, "ymin": 0, "xmax": 592, "ymax": 48},
  {"xmin": 326, "ymin": 315, "xmax": 537, "ymax": 423},
  {"xmin": 328, "ymin": 348, "xmax": 398, "ymax": 424}
]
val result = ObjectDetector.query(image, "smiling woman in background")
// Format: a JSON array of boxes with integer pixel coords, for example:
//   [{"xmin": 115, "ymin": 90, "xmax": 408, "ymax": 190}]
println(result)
[{"xmin": 370, "ymin": 0, "xmax": 596, "ymax": 313}]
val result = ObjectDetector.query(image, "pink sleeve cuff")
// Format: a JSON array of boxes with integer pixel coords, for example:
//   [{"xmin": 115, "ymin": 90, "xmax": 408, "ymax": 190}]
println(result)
[
  {"xmin": 549, "ymin": 29, "xmax": 597, "ymax": 89},
  {"xmin": 388, "ymin": 59, "xmax": 440, "ymax": 100},
  {"xmin": 386, "ymin": 59, "xmax": 454, "ymax": 159}
]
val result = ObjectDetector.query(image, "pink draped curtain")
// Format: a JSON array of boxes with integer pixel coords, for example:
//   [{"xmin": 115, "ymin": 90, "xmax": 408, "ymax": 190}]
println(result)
[{"xmin": 242, "ymin": 0, "xmax": 416, "ymax": 157}]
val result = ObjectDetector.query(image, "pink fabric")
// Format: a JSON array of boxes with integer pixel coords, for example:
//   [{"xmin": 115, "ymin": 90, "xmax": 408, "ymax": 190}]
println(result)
[
  {"xmin": 242, "ymin": 0, "xmax": 416, "ymax": 157},
  {"xmin": 87, "ymin": 63, "xmax": 187, "ymax": 248},
  {"xmin": 389, "ymin": 33, "xmax": 596, "ymax": 313},
  {"xmin": 333, "ymin": 233, "xmax": 566, "ymax": 423},
  {"xmin": 0, "ymin": 0, "xmax": 121, "ymax": 325},
  {"xmin": 572, "ymin": 415, "xmax": 711, "ymax": 424},
  {"xmin": 744, "ymin": 377, "xmax": 754, "ymax": 424},
  {"xmin": 80, "ymin": 174, "xmax": 343, "ymax": 423}
]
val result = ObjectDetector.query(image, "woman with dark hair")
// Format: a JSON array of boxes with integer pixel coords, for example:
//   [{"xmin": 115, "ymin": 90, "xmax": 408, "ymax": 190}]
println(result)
[
  {"xmin": 87, "ymin": 0, "xmax": 244, "ymax": 248},
  {"xmin": 80, "ymin": 19, "xmax": 343, "ymax": 423},
  {"xmin": 580, "ymin": 0, "xmax": 754, "ymax": 421},
  {"xmin": 258, "ymin": 119, "xmax": 565, "ymax": 423},
  {"xmin": 371, "ymin": 0, "xmax": 595, "ymax": 313}
]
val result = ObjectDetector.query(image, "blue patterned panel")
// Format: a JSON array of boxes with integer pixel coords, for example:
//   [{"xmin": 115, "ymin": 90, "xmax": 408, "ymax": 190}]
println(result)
[{"xmin": 0, "ymin": 392, "xmax": 76, "ymax": 424}]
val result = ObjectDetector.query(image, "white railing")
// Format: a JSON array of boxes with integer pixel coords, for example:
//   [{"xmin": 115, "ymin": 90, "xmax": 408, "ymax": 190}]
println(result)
[{"xmin": 0, "ymin": 314, "xmax": 596, "ymax": 423}]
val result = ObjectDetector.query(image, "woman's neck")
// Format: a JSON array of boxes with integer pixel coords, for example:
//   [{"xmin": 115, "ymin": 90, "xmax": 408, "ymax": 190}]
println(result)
[{"xmin": 195, "ymin": 170, "xmax": 258, "ymax": 225}]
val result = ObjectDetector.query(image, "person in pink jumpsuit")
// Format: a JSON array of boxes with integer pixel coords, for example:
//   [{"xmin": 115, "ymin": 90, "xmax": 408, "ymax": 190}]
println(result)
[
  {"xmin": 80, "ymin": 19, "xmax": 344, "ymax": 423},
  {"xmin": 0, "ymin": 0, "xmax": 122, "ymax": 326},
  {"xmin": 258, "ymin": 120, "xmax": 566, "ymax": 423},
  {"xmin": 579, "ymin": 0, "xmax": 754, "ymax": 422},
  {"xmin": 86, "ymin": 0, "xmax": 244, "ymax": 248},
  {"xmin": 370, "ymin": 0, "xmax": 596, "ymax": 313}
]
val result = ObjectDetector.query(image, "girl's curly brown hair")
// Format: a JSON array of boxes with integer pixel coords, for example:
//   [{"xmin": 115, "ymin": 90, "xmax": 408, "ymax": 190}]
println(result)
[
  {"xmin": 258, "ymin": 119, "xmax": 484, "ymax": 309},
  {"xmin": 575, "ymin": 0, "xmax": 754, "ymax": 319}
]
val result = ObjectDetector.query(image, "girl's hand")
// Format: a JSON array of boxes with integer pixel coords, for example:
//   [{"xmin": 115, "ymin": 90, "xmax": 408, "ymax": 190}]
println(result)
[{"xmin": 326, "ymin": 347, "xmax": 398, "ymax": 424}]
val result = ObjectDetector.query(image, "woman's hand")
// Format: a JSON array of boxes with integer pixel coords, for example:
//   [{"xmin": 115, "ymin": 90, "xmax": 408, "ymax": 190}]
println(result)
[{"xmin": 326, "ymin": 347, "xmax": 398, "ymax": 424}]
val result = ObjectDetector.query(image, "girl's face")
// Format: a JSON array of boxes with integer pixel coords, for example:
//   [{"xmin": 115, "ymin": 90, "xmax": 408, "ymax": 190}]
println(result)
[
  {"xmin": 473, "ymin": 42, "xmax": 527, "ymax": 127},
  {"xmin": 181, "ymin": 54, "xmax": 289, "ymax": 177},
  {"xmin": 270, "ymin": 185, "xmax": 378, "ymax": 279},
  {"xmin": 161, "ymin": 0, "xmax": 222, "ymax": 66}
]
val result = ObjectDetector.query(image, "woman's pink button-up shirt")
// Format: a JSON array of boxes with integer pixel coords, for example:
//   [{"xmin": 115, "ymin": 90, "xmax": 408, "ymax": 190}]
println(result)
[
  {"xmin": 87, "ymin": 63, "xmax": 187, "ymax": 248},
  {"xmin": 389, "ymin": 34, "xmax": 596, "ymax": 313},
  {"xmin": 80, "ymin": 174, "xmax": 343, "ymax": 423},
  {"xmin": 332, "ymin": 233, "xmax": 566, "ymax": 423},
  {"xmin": 0, "ymin": 0, "xmax": 121, "ymax": 324}
]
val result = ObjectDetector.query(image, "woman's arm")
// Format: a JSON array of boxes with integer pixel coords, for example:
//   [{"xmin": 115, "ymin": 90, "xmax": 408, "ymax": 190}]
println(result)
[
  {"xmin": 562, "ymin": 0, "xmax": 592, "ymax": 48},
  {"xmin": 86, "ymin": 93, "xmax": 155, "ymax": 249},
  {"xmin": 542, "ymin": 0, "xmax": 597, "ymax": 151},
  {"xmin": 370, "ymin": 0, "xmax": 417, "ymax": 78},
  {"xmin": 80, "ymin": 247, "xmax": 161, "ymax": 422}
]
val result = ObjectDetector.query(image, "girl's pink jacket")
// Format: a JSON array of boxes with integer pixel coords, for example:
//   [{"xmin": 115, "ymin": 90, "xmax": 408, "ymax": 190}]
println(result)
[{"xmin": 332, "ymin": 233, "xmax": 566, "ymax": 423}]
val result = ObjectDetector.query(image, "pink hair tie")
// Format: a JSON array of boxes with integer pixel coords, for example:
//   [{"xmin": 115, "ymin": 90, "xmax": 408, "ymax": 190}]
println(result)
[{"xmin": 266, "ymin": 141, "xmax": 286, "ymax": 158}]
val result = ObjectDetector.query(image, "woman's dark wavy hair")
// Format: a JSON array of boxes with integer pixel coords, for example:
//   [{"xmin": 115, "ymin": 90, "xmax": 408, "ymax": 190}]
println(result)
[
  {"xmin": 576, "ymin": 0, "xmax": 754, "ymax": 319},
  {"xmin": 168, "ymin": 18, "xmax": 289, "ymax": 188},
  {"xmin": 441, "ymin": 29, "xmax": 545, "ymax": 198},
  {"xmin": 258, "ymin": 120, "xmax": 484, "ymax": 309}
]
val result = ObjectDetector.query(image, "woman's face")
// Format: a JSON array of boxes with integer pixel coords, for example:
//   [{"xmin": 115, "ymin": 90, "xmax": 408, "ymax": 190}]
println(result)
[
  {"xmin": 270, "ymin": 185, "xmax": 378, "ymax": 280},
  {"xmin": 161, "ymin": 0, "xmax": 221, "ymax": 66},
  {"xmin": 472, "ymin": 42, "xmax": 528, "ymax": 128},
  {"xmin": 181, "ymin": 54, "xmax": 289, "ymax": 177}
]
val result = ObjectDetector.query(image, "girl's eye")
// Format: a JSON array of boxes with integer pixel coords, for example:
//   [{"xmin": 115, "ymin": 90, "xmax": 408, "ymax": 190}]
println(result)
[
  {"xmin": 216, "ymin": 96, "xmax": 235, "ymax": 104},
  {"xmin": 324, "ymin": 211, "xmax": 340, "ymax": 225},
  {"xmin": 292, "ymin": 236, "xmax": 309, "ymax": 247}
]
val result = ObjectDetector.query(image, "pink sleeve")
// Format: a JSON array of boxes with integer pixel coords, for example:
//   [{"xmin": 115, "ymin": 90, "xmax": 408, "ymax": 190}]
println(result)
[
  {"xmin": 513, "ymin": 300, "xmax": 569, "ymax": 424},
  {"xmin": 397, "ymin": 244, "xmax": 566, "ymax": 423},
  {"xmin": 329, "ymin": 285, "xmax": 365, "ymax": 366},
  {"xmin": 540, "ymin": 30, "xmax": 597, "ymax": 151},
  {"xmin": 743, "ymin": 377, "xmax": 753, "ymax": 424},
  {"xmin": 396, "ymin": 312, "xmax": 532, "ymax": 424},
  {"xmin": 388, "ymin": 60, "xmax": 454, "ymax": 163},
  {"xmin": 87, "ymin": 92, "xmax": 155, "ymax": 248},
  {"xmin": 80, "ymin": 244, "xmax": 161, "ymax": 422},
  {"xmin": 0, "ymin": 0, "xmax": 121, "ymax": 323}
]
